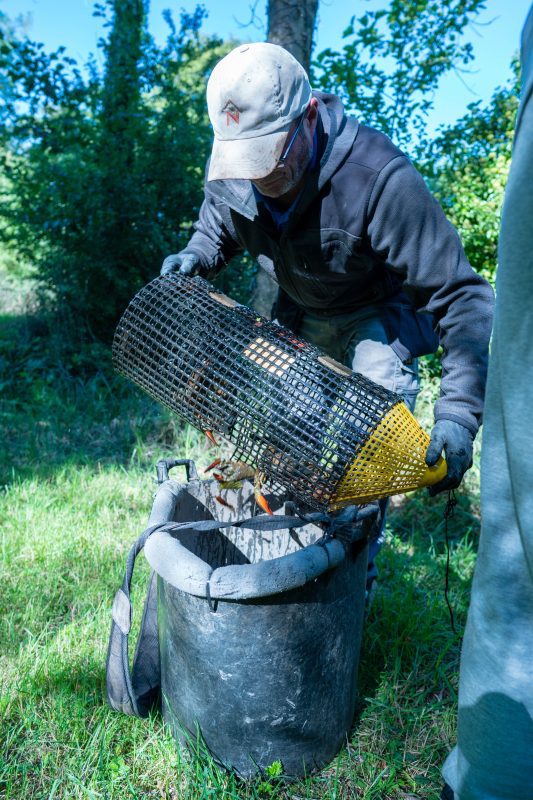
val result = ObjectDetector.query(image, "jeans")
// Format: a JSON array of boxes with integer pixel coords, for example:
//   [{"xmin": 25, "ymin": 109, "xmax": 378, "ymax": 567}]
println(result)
[{"xmin": 298, "ymin": 305, "xmax": 420, "ymax": 584}]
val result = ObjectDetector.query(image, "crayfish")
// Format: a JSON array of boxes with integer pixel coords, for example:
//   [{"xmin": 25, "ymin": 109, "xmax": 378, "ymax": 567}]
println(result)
[{"xmin": 204, "ymin": 459, "xmax": 273, "ymax": 515}]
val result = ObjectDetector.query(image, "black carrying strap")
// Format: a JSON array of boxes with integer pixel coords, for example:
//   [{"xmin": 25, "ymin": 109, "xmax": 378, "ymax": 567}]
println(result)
[
  {"xmin": 106, "ymin": 522, "xmax": 162, "ymax": 717},
  {"xmin": 105, "ymin": 506, "xmax": 370, "ymax": 718}
]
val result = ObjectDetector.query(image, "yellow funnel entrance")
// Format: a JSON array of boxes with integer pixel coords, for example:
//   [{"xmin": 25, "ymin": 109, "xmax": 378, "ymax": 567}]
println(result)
[{"xmin": 328, "ymin": 402, "xmax": 447, "ymax": 510}]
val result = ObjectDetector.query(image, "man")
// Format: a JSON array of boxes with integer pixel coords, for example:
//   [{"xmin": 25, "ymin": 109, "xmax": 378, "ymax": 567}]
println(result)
[
  {"xmin": 161, "ymin": 43, "xmax": 493, "ymax": 578},
  {"xmin": 441, "ymin": 5, "xmax": 533, "ymax": 798}
]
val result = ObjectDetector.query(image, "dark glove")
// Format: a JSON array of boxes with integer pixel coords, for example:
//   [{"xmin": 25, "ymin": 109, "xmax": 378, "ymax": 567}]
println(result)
[
  {"xmin": 160, "ymin": 253, "xmax": 203, "ymax": 277},
  {"xmin": 425, "ymin": 419, "xmax": 473, "ymax": 497}
]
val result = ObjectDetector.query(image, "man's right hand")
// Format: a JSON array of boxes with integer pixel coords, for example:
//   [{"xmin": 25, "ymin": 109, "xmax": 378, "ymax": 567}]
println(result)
[
  {"xmin": 160, "ymin": 253, "xmax": 203, "ymax": 277},
  {"xmin": 425, "ymin": 419, "xmax": 474, "ymax": 496}
]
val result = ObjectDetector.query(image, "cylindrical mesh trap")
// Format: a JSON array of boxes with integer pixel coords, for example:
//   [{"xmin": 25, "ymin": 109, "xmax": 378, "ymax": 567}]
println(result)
[{"xmin": 113, "ymin": 275, "xmax": 446, "ymax": 510}]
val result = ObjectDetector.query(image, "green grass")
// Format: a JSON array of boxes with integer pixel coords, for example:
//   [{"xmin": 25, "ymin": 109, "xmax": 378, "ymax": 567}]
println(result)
[{"xmin": 0, "ymin": 290, "xmax": 480, "ymax": 799}]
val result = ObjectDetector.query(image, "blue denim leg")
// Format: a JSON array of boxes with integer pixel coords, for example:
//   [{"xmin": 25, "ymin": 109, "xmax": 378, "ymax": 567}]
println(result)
[{"xmin": 299, "ymin": 307, "xmax": 420, "ymax": 585}]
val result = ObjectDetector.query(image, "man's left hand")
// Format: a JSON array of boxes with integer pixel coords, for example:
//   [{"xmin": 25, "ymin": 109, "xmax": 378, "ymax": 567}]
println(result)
[
  {"xmin": 425, "ymin": 419, "xmax": 474, "ymax": 497},
  {"xmin": 161, "ymin": 253, "xmax": 203, "ymax": 277}
]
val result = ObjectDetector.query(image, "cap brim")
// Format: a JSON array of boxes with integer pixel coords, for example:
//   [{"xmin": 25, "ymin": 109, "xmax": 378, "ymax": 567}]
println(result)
[{"xmin": 207, "ymin": 124, "xmax": 291, "ymax": 181}]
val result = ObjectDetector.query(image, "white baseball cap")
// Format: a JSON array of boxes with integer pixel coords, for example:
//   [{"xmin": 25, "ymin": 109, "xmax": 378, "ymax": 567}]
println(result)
[{"xmin": 206, "ymin": 42, "xmax": 312, "ymax": 181}]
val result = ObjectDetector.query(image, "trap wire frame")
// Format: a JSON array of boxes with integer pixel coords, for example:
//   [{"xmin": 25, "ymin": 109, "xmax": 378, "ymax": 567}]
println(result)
[{"xmin": 113, "ymin": 275, "xmax": 446, "ymax": 511}]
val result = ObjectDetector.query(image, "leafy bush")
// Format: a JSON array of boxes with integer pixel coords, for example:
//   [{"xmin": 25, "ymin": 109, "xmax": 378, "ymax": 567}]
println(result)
[
  {"xmin": 421, "ymin": 65, "xmax": 519, "ymax": 286},
  {"xmin": 313, "ymin": 0, "xmax": 488, "ymax": 150},
  {"xmin": 0, "ymin": 3, "xmax": 232, "ymax": 339}
]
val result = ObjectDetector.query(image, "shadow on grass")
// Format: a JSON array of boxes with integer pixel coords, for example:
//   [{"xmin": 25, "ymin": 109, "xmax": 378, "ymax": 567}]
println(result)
[
  {"xmin": 331, "ymin": 497, "xmax": 478, "ymax": 797},
  {"xmin": 357, "ymin": 489, "xmax": 479, "ymax": 696},
  {"xmin": 0, "ymin": 313, "xmax": 191, "ymax": 485}
]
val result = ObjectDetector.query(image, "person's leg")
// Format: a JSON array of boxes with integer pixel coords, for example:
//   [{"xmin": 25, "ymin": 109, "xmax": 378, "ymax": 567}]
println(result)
[
  {"xmin": 298, "ymin": 313, "xmax": 345, "ymax": 363},
  {"xmin": 441, "ymin": 372, "xmax": 533, "ymax": 798},
  {"xmin": 299, "ymin": 308, "xmax": 420, "ymax": 588},
  {"xmin": 339, "ymin": 310, "xmax": 420, "ymax": 588},
  {"xmin": 442, "ymin": 7, "xmax": 533, "ymax": 796},
  {"xmin": 299, "ymin": 308, "xmax": 420, "ymax": 407}
]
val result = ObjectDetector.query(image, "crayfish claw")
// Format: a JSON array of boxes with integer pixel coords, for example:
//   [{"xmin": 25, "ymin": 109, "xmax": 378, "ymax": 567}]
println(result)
[
  {"xmin": 205, "ymin": 430, "xmax": 219, "ymax": 447},
  {"xmin": 215, "ymin": 495, "xmax": 235, "ymax": 511},
  {"xmin": 255, "ymin": 492, "xmax": 273, "ymax": 516}
]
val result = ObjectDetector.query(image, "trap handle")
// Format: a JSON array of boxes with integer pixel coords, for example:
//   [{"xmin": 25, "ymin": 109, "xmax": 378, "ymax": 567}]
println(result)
[{"xmin": 156, "ymin": 458, "xmax": 200, "ymax": 484}]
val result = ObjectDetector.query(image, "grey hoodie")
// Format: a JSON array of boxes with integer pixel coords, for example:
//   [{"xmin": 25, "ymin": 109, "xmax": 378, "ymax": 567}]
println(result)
[{"xmin": 179, "ymin": 92, "xmax": 494, "ymax": 435}]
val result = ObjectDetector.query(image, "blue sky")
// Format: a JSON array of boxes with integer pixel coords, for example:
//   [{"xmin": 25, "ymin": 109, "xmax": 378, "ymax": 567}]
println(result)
[{"xmin": 4, "ymin": 0, "xmax": 532, "ymax": 135}]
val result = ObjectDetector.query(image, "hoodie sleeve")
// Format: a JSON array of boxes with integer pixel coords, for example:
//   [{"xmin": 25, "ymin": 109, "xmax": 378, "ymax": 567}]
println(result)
[
  {"xmin": 366, "ymin": 155, "xmax": 495, "ymax": 435},
  {"xmin": 177, "ymin": 161, "xmax": 244, "ymax": 279}
]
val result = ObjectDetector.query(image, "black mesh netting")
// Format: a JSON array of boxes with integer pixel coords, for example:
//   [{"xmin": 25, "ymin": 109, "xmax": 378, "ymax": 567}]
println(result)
[{"xmin": 112, "ymin": 275, "xmax": 402, "ymax": 510}]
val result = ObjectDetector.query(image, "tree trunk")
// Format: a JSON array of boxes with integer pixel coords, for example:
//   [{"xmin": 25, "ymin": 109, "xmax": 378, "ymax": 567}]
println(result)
[
  {"xmin": 250, "ymin": 0, "xmax": 319, "ymax": 317},
  {"xmin": 266, "ymin": 0, "xmax": 319, "ymax": 74}
]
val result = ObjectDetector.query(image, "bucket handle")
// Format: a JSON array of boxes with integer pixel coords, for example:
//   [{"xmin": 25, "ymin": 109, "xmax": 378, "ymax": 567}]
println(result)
[{"xmin": 156, "ymin": 458, "xmax": 200, "ymax": 484}]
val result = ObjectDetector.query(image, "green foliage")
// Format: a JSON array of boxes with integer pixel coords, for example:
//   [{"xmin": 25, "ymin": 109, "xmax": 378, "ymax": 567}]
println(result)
[
  {"xmin": 0, "ymin": 3, "xmax": 231, "ymax": 339},
  {"xmin": 314, "ymin": 0, "xmax": 487, "ymax": 149},
  {"xmin": 413, "ymin": 70, "xmax": 518, "ymax": 378},
  {"xmin": 420, "ymin": 64, "xmax": 520, "ymax": 286},
  {"xmin": 0, "ymin": 10, "xmax": 17, "ymax": 126},
  {"xmin": 0, "ymin": 0, "xmax": 519, "ymax": 344}
]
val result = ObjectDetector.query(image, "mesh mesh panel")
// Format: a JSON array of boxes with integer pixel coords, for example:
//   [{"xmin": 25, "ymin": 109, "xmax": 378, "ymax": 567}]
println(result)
[
  {"xmin": 113, "ymin": 275, "xmax": 445, "ymax": 510},
  {"xmin": 329, "ymin": 402, "xmax": 445, "ymax": 509}
]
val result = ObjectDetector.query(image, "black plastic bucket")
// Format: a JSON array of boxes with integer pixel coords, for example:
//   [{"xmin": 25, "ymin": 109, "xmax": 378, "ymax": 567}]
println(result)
[{"xmin": 144, "ymin": 461, "xmax": 374, "ymax": 778}]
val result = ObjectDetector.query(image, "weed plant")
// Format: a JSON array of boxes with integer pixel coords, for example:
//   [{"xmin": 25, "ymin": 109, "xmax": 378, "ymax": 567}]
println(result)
[{"xmin": 0, "ymin": 281, "xmax": 479, "ymax": 799}]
